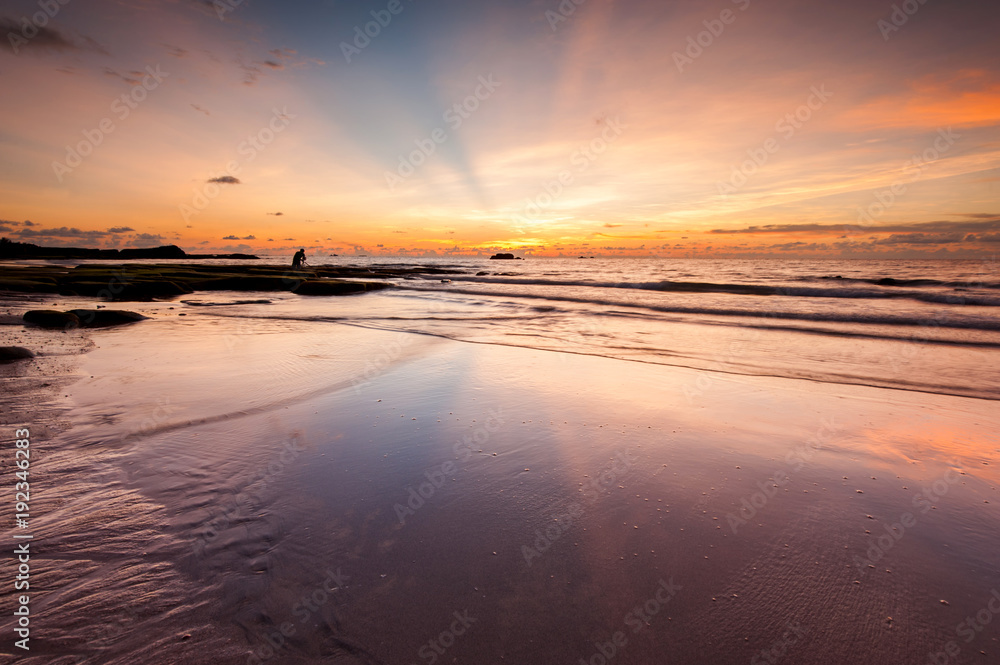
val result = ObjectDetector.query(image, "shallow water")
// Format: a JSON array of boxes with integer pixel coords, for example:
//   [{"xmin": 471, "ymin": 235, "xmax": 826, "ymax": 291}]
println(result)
[{"xmin": 2, "ymin": 258, "xmax": 999, "ymax": 664}]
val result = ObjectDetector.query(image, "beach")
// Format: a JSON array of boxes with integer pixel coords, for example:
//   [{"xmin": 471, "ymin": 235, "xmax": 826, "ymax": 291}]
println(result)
[{"xmin": 1, "ymin": 257, "xmax": 999, "ymax": 664}]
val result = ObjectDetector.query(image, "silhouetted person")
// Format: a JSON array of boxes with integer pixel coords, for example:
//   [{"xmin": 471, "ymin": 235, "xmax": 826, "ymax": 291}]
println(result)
[{"xmin": 292, "ymin": 248, "xmax": 306, "ymax": 269}]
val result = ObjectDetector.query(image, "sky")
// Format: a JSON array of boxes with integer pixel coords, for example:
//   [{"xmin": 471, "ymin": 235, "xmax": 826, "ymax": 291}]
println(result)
[{"xmin": 1, "ymin": 0, "xmax": 999, "ymax": 258}]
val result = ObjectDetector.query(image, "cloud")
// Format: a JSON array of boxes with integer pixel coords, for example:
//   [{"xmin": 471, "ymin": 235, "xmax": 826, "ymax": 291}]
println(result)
[
  {"xmin": 16, "ymin": 226, "xmax": 109, "ymax": 239},
  {"xmin": 208, "ymin": 175, "xmax": 240, "ymax": 184},
  {"xmin": 23, "ymin": 220, "xmax": 35, "ymax": 226},
  {"xmin": 0, "ymin": 18, "xmax": 106, "ymax": 55},
  {"xmin": 878, "ymin": 233, "xmax": 965, "ymax": 245},
  {"xmin": 267, "ymin": 211, "xmax": 283, "ymax": 216},
  {"xmin": 222, "ymin": 235, "xmax": 239, "ymax": 240},
  {"xmin": 603, "ymin": 223, "xmax": 622, "ymax": 228},
  {"xmin": 126, "ymin": 233, "xmax": 167, "ymax": 247},
  {"xmin": 163, "ymin": 44, "xmax": 188, "ymax": 58},
  {"xmin": 108, "ymin": 226, "xmax": 135, "ymax": 233},
  {"xmin": 103, "ymin": 68, "xmax": 146, "ymax": 86},
  {"xmin": 191, "ymin": 104, "xmax": 210, "ymax": 116},
  {"xmin": 283, "ymin": 237, "xmax": 295, "ymax": 241},
  {"xmin": 242, "ymin": 235, "xmax": 256, "ymax": 240},
  {"xmin": 712, "ymin": 219, "xmax": 1000, "ymax": 235},
  {"xmin": 218, "ymin": 244, "xmax": 254, "ymax": 254}
]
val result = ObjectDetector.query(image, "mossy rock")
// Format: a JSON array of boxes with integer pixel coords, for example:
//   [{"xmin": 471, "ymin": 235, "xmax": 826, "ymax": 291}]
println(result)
[
  {"xmin": 0, "ymin": 346, "xmax": 34, "ymax": 363},
  {"xmin": 0, "ymin": 279, "xmax": 59, "ymax": 293},
  {"xmin": 68, "ymin": 309, "xmax": 147, "ymax": 328},
  {"xmin": 23, "ymin": 310, "xmax": 81, "ymax": 329},
  {"xmin": 292, "ymin": 280, "xmax": 389, "ymax": 296},
  {"xmin": 190, "ymin": 275, "xmax": 300, "ymax": 291}
]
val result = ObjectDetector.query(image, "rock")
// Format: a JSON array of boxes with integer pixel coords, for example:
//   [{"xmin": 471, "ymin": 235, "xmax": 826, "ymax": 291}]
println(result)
[
  {"xmin": 68, "ymin": 309, "xmax": 148, "ymax": 328},
  {"xmin": 476, "ymin": 271, "xmax": 489, "ymax": 276},
  {"xmin": 0, "ymin": 346, "xmax": 34, "ymax": 363},
  {"xmin": 877, "ymin": 278, "xmax": 898, "ymax": 286},
  {"xmin": 292, "ymin": 280, "xmax": 390, "ymax": 296},
  {"xmin": 23, "ymin": 310, "xmax": 80, "ymax": 329},
  {"xmin": 489, "ymin": 253, "xmax": 516, "ymax": 260}
]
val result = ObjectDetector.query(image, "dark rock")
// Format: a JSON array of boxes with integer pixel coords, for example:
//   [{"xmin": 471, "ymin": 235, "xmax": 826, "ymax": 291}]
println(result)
[
  {"xmin": 68, "ymin": 309, "xmax": 148, "ymax": 328},
  {"xmin": 476, "ymin": 271, "xmax": 489, "ymax": 276},
  {"xmin": 23, "ymin": 310, "xmax": 80, "ymax": 329},
  {"xmin": 292, "ymin": 280, "xmax": 390, "ymax": 296},
  {"xmin": 877, "ymin": 278, "xmax": 898, "ymax": 286},
  {"xmin": 489, "ymin": 253, "xmax": 516, "ymax": 260},
  {"xmin": 61, "ymin": 280, "xmax": 191, "ymax": 301},
  {"xmin": 0, "ymin": 346, "xmax": 34, "ymax": 363},
  {"xmin": 191, "ymin": 276, "xmax": 298, "ymax": 291}
]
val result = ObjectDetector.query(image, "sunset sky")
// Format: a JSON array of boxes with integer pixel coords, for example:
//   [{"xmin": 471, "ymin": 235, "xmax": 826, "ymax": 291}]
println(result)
[{"xmin": 1, "ymin": 0, "xmax": 999, "ymax": 257}]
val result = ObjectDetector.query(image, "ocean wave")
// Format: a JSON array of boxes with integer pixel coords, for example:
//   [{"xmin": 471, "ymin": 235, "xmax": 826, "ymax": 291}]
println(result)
[
  {"xmin": 434, "ymin": 276, "xmax": 1000, "ymax": 306},
  {"xmin": 399, "ymin": 285, "xmax": 1000, "ymax": 331}
]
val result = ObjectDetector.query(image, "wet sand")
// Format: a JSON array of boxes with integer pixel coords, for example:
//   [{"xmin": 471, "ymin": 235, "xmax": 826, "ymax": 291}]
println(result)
[{"xmin": 2, "ymin": 299, "xmax": 999, "ymax": 664}]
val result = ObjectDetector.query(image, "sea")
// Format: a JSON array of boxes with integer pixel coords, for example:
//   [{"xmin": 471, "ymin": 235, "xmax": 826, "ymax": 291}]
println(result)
[{"xmin": 170, "ymin": 256, "xmax": 1000, "ymax": 402}]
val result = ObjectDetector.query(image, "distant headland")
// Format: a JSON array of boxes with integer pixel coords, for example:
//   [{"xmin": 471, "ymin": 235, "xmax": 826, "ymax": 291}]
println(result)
[{"xmin": 0, "ymin": 238, "xmax": 258, "ymax": 261}]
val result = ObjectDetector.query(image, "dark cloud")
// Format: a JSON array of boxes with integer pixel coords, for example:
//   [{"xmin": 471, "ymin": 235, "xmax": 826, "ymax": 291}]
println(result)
[
  {"xmin": 242, "ymin": 235, "xmax": 256, "ymax": 240},
  {"xmin": 208, "ymin": 175, "xmax": 240, "ymax": 184},
  {"xmin": 262, "ymin": 60, "xmax": 284, "ymax": 70},
  {"xmin": 103, "ymin": 67, "xmax": 146, "ymax": 86},
  {"xmin": 191, "ymin": 104, "xmax": 210, "ymax": 116},
  {"xmin": 23, "ymin": 220, "xmax": 35, "ymax": 226},
  {"xmin": 267, "ymin": 211, "xmax": 283, "ymax": 216},
  {"xmin": 603, "ymin": 223, "xmax": 622, "ymax": 228},
  {"xmin": 16, "ymin": 226, "xmax": 108, "ymax": 239},
  {"xmin": 0, "ymin": 19, "xmax": 107, "ymax": 55},
  {"xmin": 125, "ymin": 233, "xmax": 166, "ymax": 247},
  {"xmin": 712, "ymin": 219, "xmax": 1000, "ymax": 235},
  {"xmin": 218, "ymin": 244, "xmax": 254, "ymax": 254},
  {"xmin": 878, "ymin": 233, "xmax": 965, "ymax": 245},
  {"xmin": 108, "ymin": 226, "xmax": 135, "ymax": 233},
  {"xmin": 222, "ymin": 235, "xmax": 239, "ymax": 240},
  {"xmin": 968, "ymin": 233, "xmax": 1000, "ymax": 243},
  {"xmin": 163, "ymin": 44, "xmax": 188, "ymax": 58}
]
